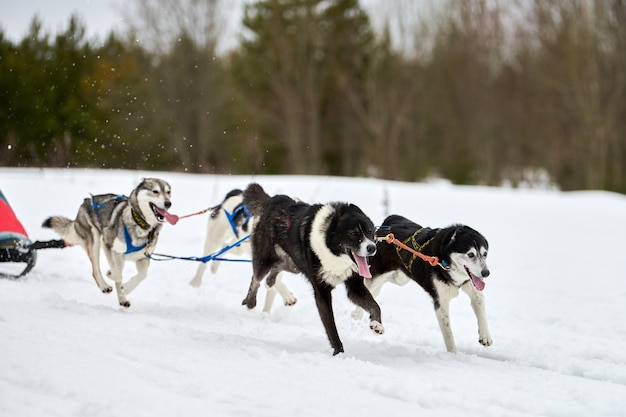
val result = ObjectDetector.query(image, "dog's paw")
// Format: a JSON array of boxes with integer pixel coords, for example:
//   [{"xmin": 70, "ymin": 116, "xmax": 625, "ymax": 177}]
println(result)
[
  {"xmin": 100, "ymin": 285, "xmax": 113, "ymax": 294},
  {"xmin": 119, "ymin": 300, "xmax": 131, "ymax": 308},
  {"xmin": 189, "ymin": 277, "xmax": 202, "ymax": 288},
  {"xmin": 283, "ymin": 295, "xmax": 297, "ymax": 306},
  {"xmin": 479, "ymin": 334, "xmax": 493, "ymax": 347},
  {"xmin": 242, "ymin": 297, "xmax": 257, "ymax": 309},
  {"xmin": 332, "ymin": 346, "xmax": 345, "ymax": 356},
  {"xmin": 369, "ymin": 320, "xmax": 384, "ymax": 335}
]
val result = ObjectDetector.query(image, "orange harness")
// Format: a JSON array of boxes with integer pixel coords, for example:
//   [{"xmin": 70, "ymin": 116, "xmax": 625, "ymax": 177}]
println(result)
[{"xmin": 376, "ymin": 232, "xmax": 449, "ymax": 270}]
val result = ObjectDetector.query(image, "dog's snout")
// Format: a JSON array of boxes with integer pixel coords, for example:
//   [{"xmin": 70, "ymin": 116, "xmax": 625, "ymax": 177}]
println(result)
[
  {"xmin": 481, "ymin": 268, "xmax": 490, "ymax": 278},
  {"xmin": 366, "ymin": 243, "xmax": 376, "ymax": 256},
  {"xmin": 164, "ymin": 201, "xmax": 172, "ymax": 209}
]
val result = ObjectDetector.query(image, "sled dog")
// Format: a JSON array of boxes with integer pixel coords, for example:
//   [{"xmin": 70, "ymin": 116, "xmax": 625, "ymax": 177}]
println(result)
[
  {"xmin": 189, "ymin": 189, "xmax": 297, "ymax": 312},
  {"xmin": 242, "ymin": 183, "xmax": 383, "ymax": 355},
  {"xmin": 43, "ymin": 178, "xmax": 174, "ymax": 307},
  {"xmin": 355, "ymin": 214, "xmax": 491, "ymax": 353}
]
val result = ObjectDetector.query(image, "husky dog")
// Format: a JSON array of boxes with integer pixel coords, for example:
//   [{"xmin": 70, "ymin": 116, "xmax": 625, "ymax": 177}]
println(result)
[
  {"xmin": 189, "ymin": 189, "xmax": 297, "ymax": 313},
  {"xmin": 357, "ymin": 214, "xmax": 491, "ymax": 353},
  {"xmin": 242, "ymin": 183, "xmax": 383, "ymax": 355},
  {"xmin": 42, "ymin": 178, "xmax": 174, "ymax": 308}
]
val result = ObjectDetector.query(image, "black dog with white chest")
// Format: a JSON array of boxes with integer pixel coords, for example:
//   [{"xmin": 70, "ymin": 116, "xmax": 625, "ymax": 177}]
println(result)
[
  {"xmin": 369, "ymin": 214, "xmax": 492, "ymax": 353},
  {"xmin": 242, "ymin": 183, "xmax": 384, "ymax": 355}
]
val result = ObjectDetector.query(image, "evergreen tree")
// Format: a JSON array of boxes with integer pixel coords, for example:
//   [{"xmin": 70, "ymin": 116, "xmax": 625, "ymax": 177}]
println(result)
[{"xmin": 230, "ymin": 0, "xmax": 375, "ymax": 175}]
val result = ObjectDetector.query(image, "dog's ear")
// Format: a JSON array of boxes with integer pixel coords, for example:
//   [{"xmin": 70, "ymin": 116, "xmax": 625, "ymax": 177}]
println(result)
[
  {"xmin": 348, "ymin": 203, "xmax": 365, "ymax": 215},
  {"xmin": 439, "ymin": 225, "xmax": 462, "ymax": 262}
]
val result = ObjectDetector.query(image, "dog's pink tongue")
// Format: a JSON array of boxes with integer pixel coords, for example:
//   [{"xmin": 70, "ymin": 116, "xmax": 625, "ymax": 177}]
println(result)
[
  {"xmin": 352, "ymin": 252, "xmax": 372, "ymax": 279},
  {"xmin": 155, "ymin": 207, "xmax": 179, "ymax": 225},
  {"xmin": 471, "ymin": 274, "xmax": 486, "ymax": 291}
]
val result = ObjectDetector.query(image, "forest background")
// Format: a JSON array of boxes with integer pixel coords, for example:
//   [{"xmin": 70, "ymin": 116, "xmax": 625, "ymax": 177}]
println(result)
[{"xmin": 1, "ymin": 0, "xmax": 625, "ymax": 193}]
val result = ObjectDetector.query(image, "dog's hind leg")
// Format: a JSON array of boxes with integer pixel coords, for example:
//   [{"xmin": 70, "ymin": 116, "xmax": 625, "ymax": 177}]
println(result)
[
  {"xmin": 86, "ymin": 237, "xmax": 112, "ymax": 294},
  {"xmin": 103, "ymin": 250, "xmax": 130, "ymax": 307},
  {"xmin": 433, "ymin": 280, "xmax": 460, "ymax": 353},
  {"xmin": 461, "ymin": 281, "xmax": 492, "ymax": 348},
  {"xmin": 345, "ymin": 275, "xmax": 384, "ymax": 335},
  {"xmin": 242, "ymin": 262, "xmax": 272, "ymax": 309},
  {"xmin": 242, "ymin": 274, "xmax": 262, "ymax": 309}
]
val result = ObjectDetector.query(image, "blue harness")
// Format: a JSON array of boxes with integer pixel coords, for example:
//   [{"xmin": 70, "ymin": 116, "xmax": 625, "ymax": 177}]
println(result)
[
  {"xmin": 123, "ymin": 225, "xmax": 151, "ymax": 254},
  {"xmin": 223, "ymin": 204, "xmax": 251, "ymax": 237},
  {"xmin": 91, "ymin": 195, "xmax": 154, "ymax": 254}
]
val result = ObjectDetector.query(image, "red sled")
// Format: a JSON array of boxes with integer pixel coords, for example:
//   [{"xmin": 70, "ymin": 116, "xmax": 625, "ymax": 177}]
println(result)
[{"xmin": 0, "ymin": 189, "xmax": 65, "ymax": 278}]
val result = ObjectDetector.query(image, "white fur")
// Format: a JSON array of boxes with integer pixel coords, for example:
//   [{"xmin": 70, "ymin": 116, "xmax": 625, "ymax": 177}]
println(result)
[
  {"xmin": 309, "ymin": 205, "xmax": 356, "ymax": 286},
  {"xmin": 461, "ymin": 280, "xmax": 492, "ymax": 348},
  {"xmin": 448, "ymin": 246, "xmax": 489, "ymax": 287},
  {"xmin": 433, "ymin": 278, "xmax": 461, "ymax": 352},
  {"xmin": 352, "ymin": 270, "xmax": 410, "ymax": 319}
]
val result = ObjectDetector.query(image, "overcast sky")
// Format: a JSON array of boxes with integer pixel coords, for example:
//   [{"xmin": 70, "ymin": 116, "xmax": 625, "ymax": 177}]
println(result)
[
  {"xmin": 0, "ymin": 0, "xmax": 127, "ymax": 42},
  {"xmin": 0, "ymin": 0, "xmax": 421, "ymax": 54}
]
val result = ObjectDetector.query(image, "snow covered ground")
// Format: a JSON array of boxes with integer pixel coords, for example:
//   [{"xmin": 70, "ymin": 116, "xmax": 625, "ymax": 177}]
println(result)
[{"xmin": 1, "ymin": 168, "xmax": 625, "ymax": 417}]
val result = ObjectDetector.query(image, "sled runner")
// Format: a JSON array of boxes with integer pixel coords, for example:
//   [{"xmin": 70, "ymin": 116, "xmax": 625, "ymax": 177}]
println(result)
[{"xmin": 0, "ymin": 189, "xmax": 65, "ymax": 279}]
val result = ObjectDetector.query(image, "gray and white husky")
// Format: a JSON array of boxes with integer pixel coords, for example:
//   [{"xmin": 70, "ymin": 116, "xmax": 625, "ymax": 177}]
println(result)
[
  {"xmin": 43, "ymin": 178, "xmax": 174, "ymax": 308},
  {"xmin": 189, "ymin": 189, "xmax": 297, "ymax": 313},
  {"xmin": 354, "ymin": 214, "xmax": 492, "ymax": 353}
]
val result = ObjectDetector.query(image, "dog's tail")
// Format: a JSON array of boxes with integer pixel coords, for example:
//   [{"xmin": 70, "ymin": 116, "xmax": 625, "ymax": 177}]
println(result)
[
  {"xmin": 243, "ymin": 183, "xmax": 270, "ymax": 217},
  {"xmin": 42, "ymin": 216, "xmax": 82, "ymax": 246}
]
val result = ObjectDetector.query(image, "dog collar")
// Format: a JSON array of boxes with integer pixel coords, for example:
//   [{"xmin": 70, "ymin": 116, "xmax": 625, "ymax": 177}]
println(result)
[{"xmin": 131, "ymin": 209, "xmax": 151, "ymax": 231}]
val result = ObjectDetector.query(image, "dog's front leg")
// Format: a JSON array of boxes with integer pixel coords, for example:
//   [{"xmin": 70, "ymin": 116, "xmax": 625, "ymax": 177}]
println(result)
[
  {"xmin": 351, "ymin": 271, "xmax": 391, "ymax": 320},
  {"xmin": 261, "ymin": 272, "xmax": 298, "ymax": 313},
  {"xmin": 345, "ymin": 275, "xmax": 384, "ymax": 335},
  {"xmin": 189, "ymin": 230, "xmax": 223, "ymax": 287},
  {"xmin": 121, "ymin": 257, "xmax": 150, "ymax": 296},
  {"xmin": 272, "ymin": 273, "xmax": 297, "ymax": 307},
  {"xmin": 190, "ymin": 262, "xmax": 209, "ymax": 288},
  {"xmin": 434, "ymin": 280, "xmax": 459, "ymax": 353},
  {"xmin": 313, "ymin": 286, "xmax": 344, "ymax": 355},
  {"xmin": 461, "ymin": 281, "xmax": 492, "ymax": 348}
]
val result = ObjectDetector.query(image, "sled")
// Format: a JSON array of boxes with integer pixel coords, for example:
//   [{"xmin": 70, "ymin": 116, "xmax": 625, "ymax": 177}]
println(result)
[{"xmin": 0, "ymin": 189, "xmax": 65, "ymax": 279}]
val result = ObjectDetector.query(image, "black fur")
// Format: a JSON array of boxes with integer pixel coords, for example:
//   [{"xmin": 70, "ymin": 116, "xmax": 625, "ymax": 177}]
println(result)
[{"xmin": 242, "ymin": 183, "xmax": 382, "ymax": 355}]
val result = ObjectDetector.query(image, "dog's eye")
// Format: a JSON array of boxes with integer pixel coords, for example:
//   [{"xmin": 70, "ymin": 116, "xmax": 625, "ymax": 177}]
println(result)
[
  {"xmin": 152, "ymin": 190, "xmax": 159, "ymax": 195},
  {"xmin": 467, "ymin": 252, "xmax": 475, "ymax": 258},
  {"xmin": 483, "ymin": 251, "xmax": 488, "ymax": 258}
]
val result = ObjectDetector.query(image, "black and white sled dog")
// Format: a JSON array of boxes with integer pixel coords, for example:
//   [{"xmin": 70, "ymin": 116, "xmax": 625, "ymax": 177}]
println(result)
[
  {"xmin": 242, "ymin": 183, "xmax": 383, "ymax": 355},
  {"xmin": 43, "ymin": 178, "xmax": 174, "ymax": 308},
  {"xmin": 188, "ymin": 189, "xmax": 297, "ymax": 313},
  {"xmin": 357, "ymin": 214, "xmax": 492, "ymax": 353}
]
